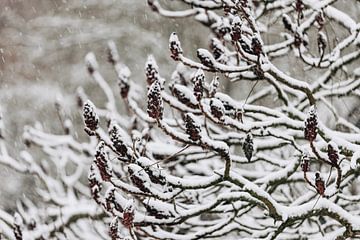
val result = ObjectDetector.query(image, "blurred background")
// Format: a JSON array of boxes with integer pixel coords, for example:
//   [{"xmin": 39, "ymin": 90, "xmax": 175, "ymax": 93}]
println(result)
[
  {"xmin": 0, "ymin": 0, "xmax": 359, "ymax": 211},
  {"xmin": 0, "ymin": 0, "xmax": 209, "ymax": 210}
]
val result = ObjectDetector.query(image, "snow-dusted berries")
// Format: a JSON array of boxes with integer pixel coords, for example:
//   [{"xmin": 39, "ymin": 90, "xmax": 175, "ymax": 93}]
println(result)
[
  {"xmin": 327, "ymin": 141, "xmax": 339, "ymax": 165},
  {"xmin": 251, "ymin": 36, "xmax": 262, "ymax": 56},
  {"xmin": 304, "ymin": 106, "xmax": 317, "ymax": 142},
  {"xmin": 109, "ymin": 217, "xmax": 120, "ymax": 240},
  {"xmin": 122, "ymin": 199, "xmax": 135, "ymax": 228},
  {"xmin": 105, "ymin": 187, "xmax": 123, "ymax": 213},
  {"xmin": 193, "ymin": 69, "xmax": 205, "ymax": 101},
  {"xmin": 109, "ymin": 123, "xmax": 131, "ymax": 160},
  {"xmin": 315, "ymin": 172, "xmax": 325, "ymax": 197},
  {"xmin": 145, "ymin": 55, "xmax": 159, "ymax": 86},
  {"xmin": 231, "ymin": 16, "xmax": 242, "ymax": 41},
  {"xmin": 197, "ymin": 49, "xmax": 214, "ymax": 68},
  {"xmin": 184, "ymin": 113, "xmax": 202, "ymax": 141},
  {"xmin": 89, "ymin": 163, "xmax": 103, "ymax": 204},
  {"xmin": 300, "ymin": 153, "xmax": 310, "ymax": 172},
  {"xmin": 147, "ymin": 80, "xmax": 163, "ymax": 120},
  {"xmin": 169, "ymin": 32, "xmax": 183, "ymax": 61},
  {"xmin": 83, "ymin": 100, "xmax": 99, "ymax": 132},
  {"xmin": 95, "ymin": 142, "xmax": 112, "ymax": 181},
  {"xmin": 128, "ymin": 164, "xmax": 150, "ymax": 193},
  {"xmin": 243, "ymin": 133, "xmax": 254, "ymax": 161},
  {"xmin": 210, "ymin": 98, "xmax": 225, "ymax": 121}
]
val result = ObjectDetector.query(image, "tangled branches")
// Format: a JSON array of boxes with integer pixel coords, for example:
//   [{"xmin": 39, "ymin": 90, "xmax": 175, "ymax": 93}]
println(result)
[{"xmin": 1, "ymin": 0, "xmax": 360, "ymax": 239}]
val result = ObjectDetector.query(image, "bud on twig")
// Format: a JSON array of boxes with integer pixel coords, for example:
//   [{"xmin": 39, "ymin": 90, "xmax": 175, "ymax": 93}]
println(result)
[
  {"xmin": 85, "ymin": 52, "xmax": 99, "ymax": 74},
  {"xmin": 304, "ymin": 106, "xmax": 317, "ymax": 142},
  {"xmin": 243, "ymin": 133, "xmax": 254, "ymax": 161}
]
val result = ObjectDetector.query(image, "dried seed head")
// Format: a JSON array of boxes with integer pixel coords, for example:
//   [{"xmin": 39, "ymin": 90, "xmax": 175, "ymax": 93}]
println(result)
[
  {"xmin": 210, "ymin": 98, "xmax": 225, "ymax": 121},
  {"xmin": 147, "ymin": 80, "xmax": 163, "ymax": 120},
  {"xmin": 304, "ymin": 106, "xmax": 318, "ymax": 142},
  {"xmin": 243, "ymin": 133, "xmax": 254, "ymax": 161},
  {"xmin": 95, "ymin": 141, "xmax": 112, "ymax": 181},
  {"xmin": 122, "ymin": 199, "xmax": 135, "ymax": 228},
  {"xmin": 83, "ymin": 100, "xmax": 99, "ymax": 132},
  {"xmin": 328, "ymin": 141, "xmax": 339, "ymax": 165},
  {"xmin": 145, "ymin": 55, "xmax": 159, "ymax": 86},
  {"xmin": 169, "ymin": 32, "xmax": 183, "ymax": 60},
  {"xmin": 193, "ymin": 69, "xmax": 205, "ymax": 101},
  {"xmin": 184, "ymin": 113, "xmax": 202, "ymax": 141}
]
